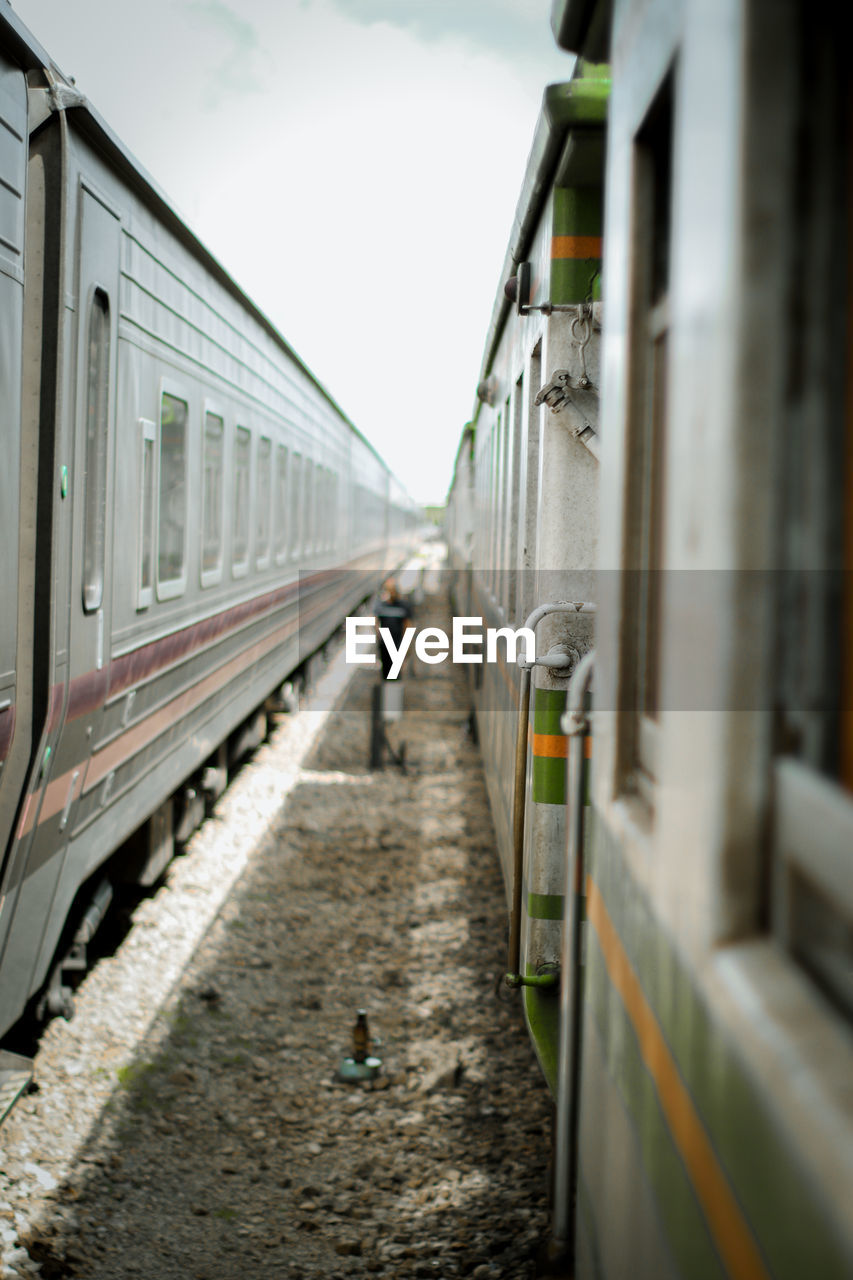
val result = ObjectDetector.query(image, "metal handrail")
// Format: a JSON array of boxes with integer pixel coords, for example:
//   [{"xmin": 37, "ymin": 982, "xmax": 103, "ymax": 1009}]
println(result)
[
  {"xmin": 552, "ymin": 650, "xmax": 595, "ymax": 1256},
  {"xmin": 505, "ymin": 603, "xmax": 595, "ymax": 988}
]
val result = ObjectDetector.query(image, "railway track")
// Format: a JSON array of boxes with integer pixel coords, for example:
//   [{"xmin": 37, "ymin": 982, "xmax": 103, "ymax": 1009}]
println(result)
[{"xmin": 0, "ymin": 587, "xmax": 552, "ymax": 1280}]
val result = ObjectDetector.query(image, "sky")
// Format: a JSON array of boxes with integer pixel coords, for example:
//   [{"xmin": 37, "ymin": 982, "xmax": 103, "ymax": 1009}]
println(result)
[{"xmin": 10, "ymin": 0, "xmax": 573, "ymax": 504}]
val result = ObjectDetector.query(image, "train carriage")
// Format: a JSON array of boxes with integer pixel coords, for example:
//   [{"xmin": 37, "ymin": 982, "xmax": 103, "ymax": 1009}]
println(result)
[
  {"xmin": 448, "ymin": 0, "xmax": 852, "ymax": 1276},
  {"xmin": 0, "ymin": 4, "xmax": 417, "ymax": 1051},
  {"xmin": 448, "ymin": 62, "xmax": 607, "ymax": 1089}
]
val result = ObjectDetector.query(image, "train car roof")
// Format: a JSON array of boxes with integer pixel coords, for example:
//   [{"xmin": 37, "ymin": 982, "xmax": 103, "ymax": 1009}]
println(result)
[
  {"xmin": 1, "ymin": 0, "xmax": 54, "ymax": 71},
  {"xmin": 472, "ymin": 65, "xmax": 609, "ymax": 424},
  {"xmin": 0, "ymin": 0, "xmax": 402, "ymax": 486}
]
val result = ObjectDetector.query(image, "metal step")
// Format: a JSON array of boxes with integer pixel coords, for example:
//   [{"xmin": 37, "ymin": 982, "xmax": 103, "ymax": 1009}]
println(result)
[{"xmin": 0, "ymin": 1049, "xmax": 34, "ymax": 1124}]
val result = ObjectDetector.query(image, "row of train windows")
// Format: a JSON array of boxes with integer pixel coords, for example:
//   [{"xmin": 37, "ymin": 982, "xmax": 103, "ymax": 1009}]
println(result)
[
  {"xmin": 138, "ymin": 390, "xmax": 339, "ymax": 607},
  {"xmin": 476, "ymin": 382, "xmax": 525, "ymax": 624}
]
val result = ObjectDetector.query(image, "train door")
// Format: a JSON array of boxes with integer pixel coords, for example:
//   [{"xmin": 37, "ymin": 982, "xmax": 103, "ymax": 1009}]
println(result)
[
  {"xmin": 67, "ymin": 185, "xmax": 120, "ymax": 725},
  {"xmin": 0, "ymin": 54, "xmax": 29, "ymax": 884},
  {"xmin": 32, "ymin": 179, "xmax": 123, "ymax": 951},
  {"xmin": 0, "ymin": 48, "xmax": 34, "ymax": 1101},
  {"xmin": 0, "ymin": 176, "xmax": 120, "ymax": 1032},
  {"xmin": 21, "ymin": 180, "xmax": 121, "ymax": 1005},
  {"xmin": 0, "ymin": 109, "xmax": 80, "ymax": 1032}
]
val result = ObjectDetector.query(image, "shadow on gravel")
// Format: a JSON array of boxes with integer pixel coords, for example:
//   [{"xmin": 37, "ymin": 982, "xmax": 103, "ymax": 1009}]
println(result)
[{"xmin": 19, "ymin": 599, "xmax": 553, "ymax": 1280}]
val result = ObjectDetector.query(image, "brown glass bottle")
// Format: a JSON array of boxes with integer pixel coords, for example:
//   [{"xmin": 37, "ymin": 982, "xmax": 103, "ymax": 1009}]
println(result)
[{"xmin": 352, "ymin": 1010, "xmax": 370, "ymax": 1064}]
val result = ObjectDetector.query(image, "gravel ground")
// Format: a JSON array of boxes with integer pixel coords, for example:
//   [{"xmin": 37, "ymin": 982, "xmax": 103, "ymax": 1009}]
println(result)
[{"xmin": 0, "ymin": 581, "xmax": 552, "ymax": 1279}]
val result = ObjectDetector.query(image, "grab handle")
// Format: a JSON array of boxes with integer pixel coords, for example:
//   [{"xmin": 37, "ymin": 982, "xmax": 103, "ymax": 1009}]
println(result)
[{"xmin": 505, "ymin": 602, "xmax": 595, "ymax": 988}]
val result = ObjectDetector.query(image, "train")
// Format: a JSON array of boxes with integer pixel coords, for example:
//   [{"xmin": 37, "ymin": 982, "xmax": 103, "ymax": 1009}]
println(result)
[
  {"xmin": 0, "ymin": 2, "xmax": 418, "ymax": 1088},
  {"xmin": 446, "ymin": 1, "xmax": 852, "ymax": 1277}
]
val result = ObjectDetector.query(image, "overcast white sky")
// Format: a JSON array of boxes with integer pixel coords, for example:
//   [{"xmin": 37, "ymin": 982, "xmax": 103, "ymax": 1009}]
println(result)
[{"xmin": 11, "ymin": 0, "xmax": 572, "ymax": 504}]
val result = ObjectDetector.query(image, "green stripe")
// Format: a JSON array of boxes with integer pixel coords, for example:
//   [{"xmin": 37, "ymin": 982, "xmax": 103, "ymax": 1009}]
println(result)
[
  {"xmin": 527, "ymin": 891, "xmax": 565, "ymax": 921},
  {"xmin": 543, "ymin": 74, "xmax": 609, "ymax": 130},
  {"xmin": 553, "ymin": 186, "xmax": 603, "ymax": 238},
  {"xmin": 523, "ymin": 980, "xmax": 561, "ymax": 1095},
  {"xmin": 551, "ymin": 258, "xmax": 602, "ymax": 304},
  {"xmin": 533, "ymin": 756, "xmax": 566, "ymax": 804},
  {"xmin": 533, "ymin": 687, "xmax": 567, "ymax": 736},
  {"xmin": 590, "ymin": 822, "xmax": 852, "ymax": 1280},
  {"xmin": 552, "ymin": 187, "xmax": 603, "ymax": 303}
]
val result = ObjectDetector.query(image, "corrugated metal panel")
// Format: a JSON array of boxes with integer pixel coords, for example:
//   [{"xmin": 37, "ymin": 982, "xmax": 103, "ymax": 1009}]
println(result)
[{"xmin": 0, "ymin": 54, "xmax": 25, "ymax": 281}]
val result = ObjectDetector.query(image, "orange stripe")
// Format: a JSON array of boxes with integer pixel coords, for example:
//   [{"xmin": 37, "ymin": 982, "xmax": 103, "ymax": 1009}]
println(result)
[
  {"xmin": 584, "ymin": 734, "xmax": 592, "ymax": 759},
  {"xmin": 551, "ymin": 235, "xmax": 602, "ymax": 260},
  {"xmin": 586, "ymin": 877, "xmax": 770, "ymax": 1280},
  {"xmin": 532, "ymin": 733, "xmax": 568, "ymax": 759}
]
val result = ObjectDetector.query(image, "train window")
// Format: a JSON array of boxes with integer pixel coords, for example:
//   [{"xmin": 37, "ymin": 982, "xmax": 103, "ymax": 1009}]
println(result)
[
  {"xmin": 82, "ymin": 289, "xmax": 110, "ymax": 613},
  {"xmin": 312, "ymin": 464, "xmax": 321, "ymax": 553},
  {"xmin": 274, "ymin": 444, "xmax": 288, "ymax": 562},
  {"xmin": 500, "ymin": 395, "xmax": 512, "ymax": 616},
  {"xmin": 478, "ymin": 428, "xmax": 489, "ymax": 588},
  {"xmin": 520, "ymin": 343, "xmax": 542, "ymax": 625},
  {"xmin": 329, "ymin": 470, "xmax": 339, "ymax": 551},
  {"xmin": 201, "ymin": 410, "xmax": 224, "ymax": 586},
  {"xmin": 304, "ymin": 459, "xmax": 314, "ymax": 556},
  {"xmin": 137, "ymin": 418, "xmax": 156, "ymax": 610},
  {"xmin": 157, "ymin": 390, "xmax": 188, "ymax": 597},
  {"xmin": 492, "ymin": 416, "xmax": 501, "ymax": 596},
  {"xmin": 289, "ymin": 452, "xmax": 302, "ymax": 557},
  {"xmin": 313, "ymin": 468, "xmax": 324, "ymax": 552},
  {"xmin": 620, "ymin": 72, "xmax": 674, "ymax": 803},
  {"xmin": 507, "ymin": 377, "xmax": 523, "ymax": 621},
  {"xmin": 256, "ymin": 435, "xmax": 272, "ymax": 567},
  {"xmin": 232, "ymin": 425, "xmax": 251, "ymax": 575},
  {"xmin": 769, "ymin": 29, "xmax": 853, "ymax": 1021},
  {"xmin": 774, "ymin": 765, "xmax": 853, "ymax": 1020}
]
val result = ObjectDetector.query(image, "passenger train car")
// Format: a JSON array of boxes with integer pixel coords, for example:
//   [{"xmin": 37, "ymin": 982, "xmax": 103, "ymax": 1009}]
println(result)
[
  {"xmin": 447, "ymin": 1, "xmax": 852, "ymax": 1276},
  {"xmin": 0, "ymin": 4, "xmax": 417, "ymax": 1066}
]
